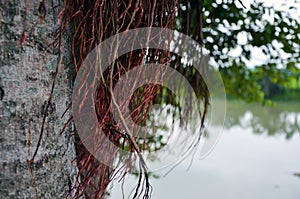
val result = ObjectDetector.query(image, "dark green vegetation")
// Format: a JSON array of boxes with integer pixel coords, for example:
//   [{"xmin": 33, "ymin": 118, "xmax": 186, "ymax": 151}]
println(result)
[{"xmin": 193, "ymin": 0, "xmax": 300, "ymax": 103}]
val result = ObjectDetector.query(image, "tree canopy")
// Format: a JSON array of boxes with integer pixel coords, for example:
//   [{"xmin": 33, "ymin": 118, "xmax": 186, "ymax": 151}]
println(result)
[{"xmin": 197, "ymin": 0, "xmax": 300, "ymax": 103}]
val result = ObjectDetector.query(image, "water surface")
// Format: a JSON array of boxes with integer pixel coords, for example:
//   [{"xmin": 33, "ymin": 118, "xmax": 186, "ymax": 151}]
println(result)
[{"xmin": 110, "ymin": 101, "xmax": 300, "ymax": 199}]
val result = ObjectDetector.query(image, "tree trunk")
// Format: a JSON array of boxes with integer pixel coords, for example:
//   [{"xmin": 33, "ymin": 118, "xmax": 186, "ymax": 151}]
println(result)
[{"xmin": 0, "ymin": 0, "xmax": 77, "ymax": 198}]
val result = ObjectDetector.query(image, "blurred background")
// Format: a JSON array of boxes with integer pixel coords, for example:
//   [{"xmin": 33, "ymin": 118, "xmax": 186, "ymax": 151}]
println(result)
[{"xmin": 1, "ymin": 0, "xmax": 299, "ymax": 198}]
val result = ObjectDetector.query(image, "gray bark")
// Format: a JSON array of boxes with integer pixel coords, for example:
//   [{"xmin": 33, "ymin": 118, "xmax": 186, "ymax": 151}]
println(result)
[{"xmin": 0, "ymin": 0, "xmax": 77, "ymax": 198}]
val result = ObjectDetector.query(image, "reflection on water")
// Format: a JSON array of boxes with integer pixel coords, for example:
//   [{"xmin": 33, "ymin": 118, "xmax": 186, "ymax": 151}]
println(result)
[
  {"xmin": 225, "ymin": 101, "xmax": 300, "ymax": 139},
  {"xmin": 294, "ymin": 173, "xmax": 300, "ymax": 179},
  {"xmin": 110, "ymin": 100, "xmax": 300, "ymax": 199}
]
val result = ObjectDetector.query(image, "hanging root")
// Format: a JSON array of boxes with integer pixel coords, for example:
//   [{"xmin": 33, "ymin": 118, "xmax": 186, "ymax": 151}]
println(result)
[{"xmin": 54, "ymin": 0, "xmax": 209, "ymax": 198}]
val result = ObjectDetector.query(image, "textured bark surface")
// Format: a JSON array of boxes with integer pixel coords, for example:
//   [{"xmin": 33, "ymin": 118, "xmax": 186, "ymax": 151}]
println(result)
[{"xmin": 0, "ymin": 0, "xmax": 77, "ymax": 198}]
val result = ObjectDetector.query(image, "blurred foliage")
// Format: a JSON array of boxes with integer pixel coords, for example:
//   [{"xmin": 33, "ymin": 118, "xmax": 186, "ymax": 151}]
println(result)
[{"xmin": 177, "ymin": 0, "xmax": 300, "ymax": 103}]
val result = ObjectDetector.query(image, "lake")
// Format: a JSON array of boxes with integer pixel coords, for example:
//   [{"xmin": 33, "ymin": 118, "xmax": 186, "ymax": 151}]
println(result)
[{"xmin": 110, "ymin": 100, "xmax": 300, "ymax": 199}]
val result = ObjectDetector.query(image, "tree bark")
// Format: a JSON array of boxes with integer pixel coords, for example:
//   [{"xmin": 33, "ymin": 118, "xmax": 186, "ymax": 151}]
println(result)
[{"xmin": 0, "ymin": 0, "xmax": 77, "ymax": 198}]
